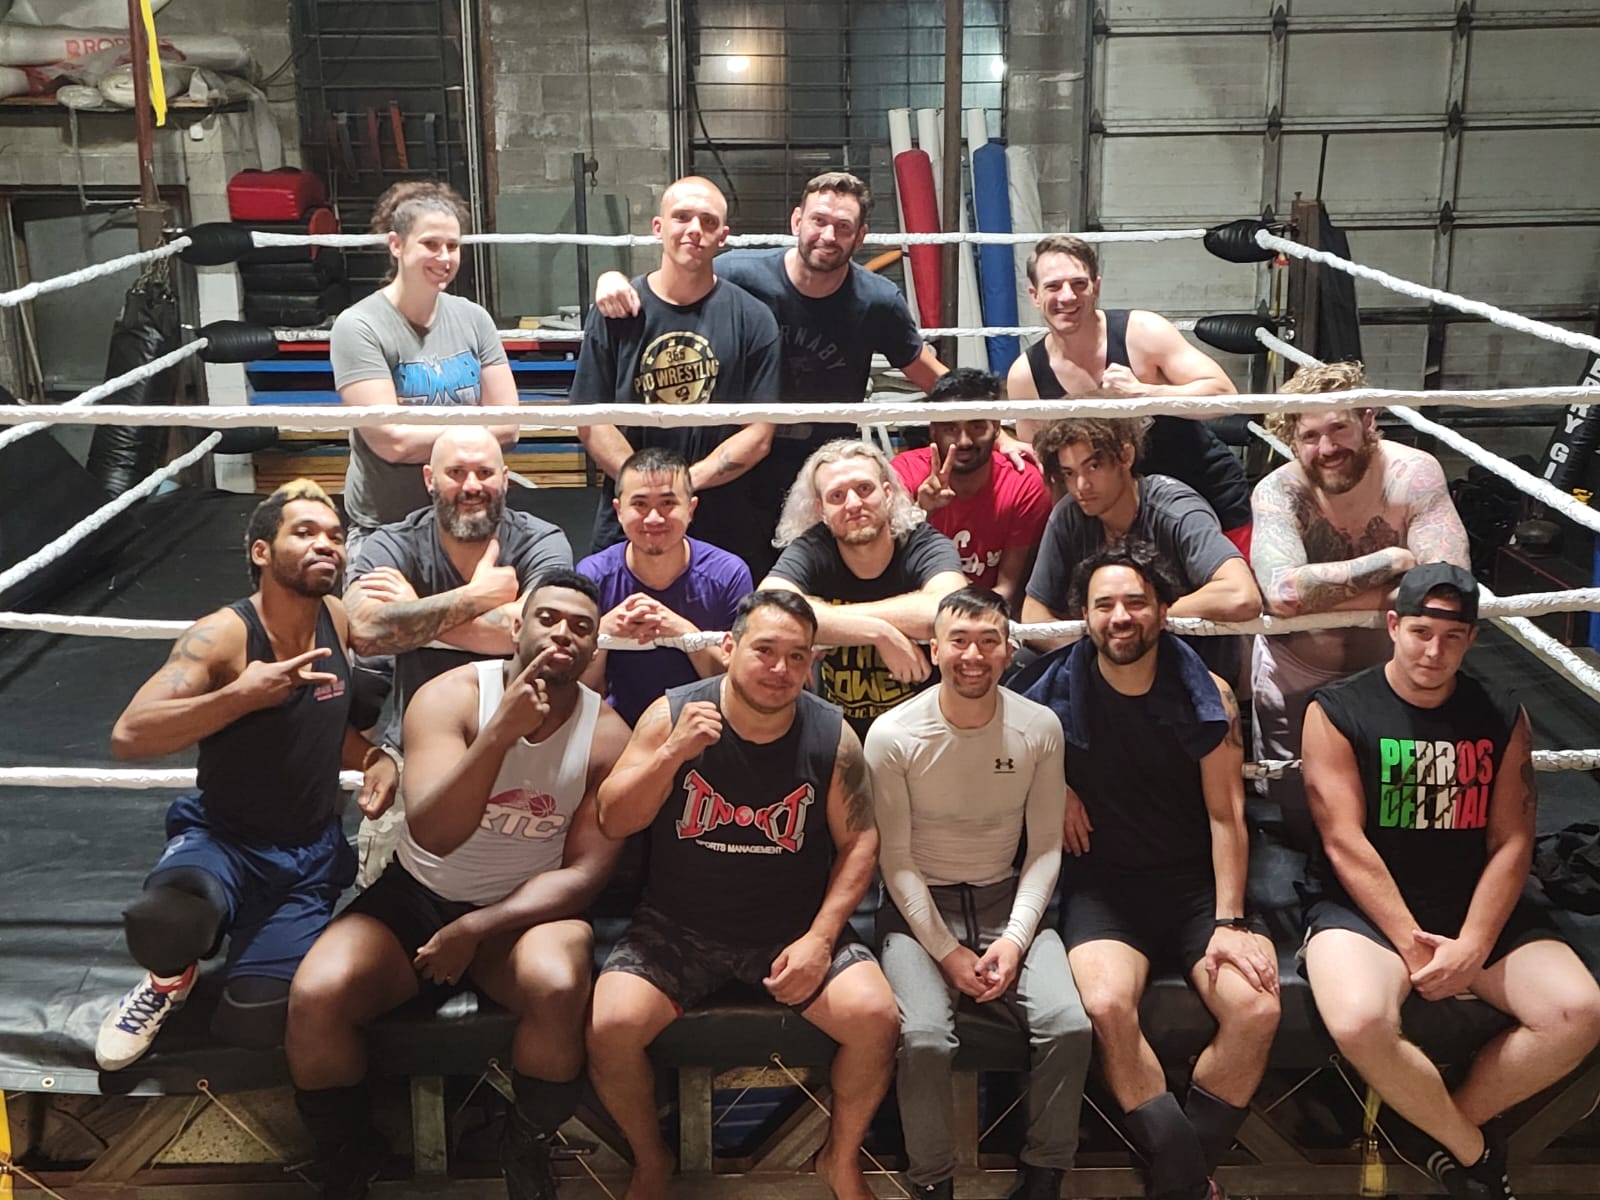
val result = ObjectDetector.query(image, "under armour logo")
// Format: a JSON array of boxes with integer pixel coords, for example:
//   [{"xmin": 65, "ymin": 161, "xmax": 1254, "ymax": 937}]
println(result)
[{"xmin": 995, "ymin": 757, "xmax": 1015, "ymax": 772}]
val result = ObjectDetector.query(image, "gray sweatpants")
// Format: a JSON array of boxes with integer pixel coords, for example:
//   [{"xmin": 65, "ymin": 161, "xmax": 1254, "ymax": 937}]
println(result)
[{"xmin": 878, "ymin": 877, "xmax": 1092, "ymax": 1188}]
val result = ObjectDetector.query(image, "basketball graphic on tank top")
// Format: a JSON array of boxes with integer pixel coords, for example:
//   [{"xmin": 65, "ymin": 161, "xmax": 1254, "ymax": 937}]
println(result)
[
  {"xmin": 634, "ymin": 331, "xmax": 720, "ymax": 405},
  {"xmin": 482, "ymin": 788, "xmax": 567, "ymax": 839}
]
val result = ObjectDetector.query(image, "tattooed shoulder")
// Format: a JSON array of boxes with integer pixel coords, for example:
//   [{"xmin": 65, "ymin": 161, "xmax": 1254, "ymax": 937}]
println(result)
[{"xmin": 836, "ymin": 725, "xmax": 874, "ymax": 831}]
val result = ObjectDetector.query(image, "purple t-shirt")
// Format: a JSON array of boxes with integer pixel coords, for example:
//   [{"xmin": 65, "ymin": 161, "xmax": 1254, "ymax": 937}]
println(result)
[{"xmin": 575, "ymin": 537, "xmax": 754, "ymax": 725}]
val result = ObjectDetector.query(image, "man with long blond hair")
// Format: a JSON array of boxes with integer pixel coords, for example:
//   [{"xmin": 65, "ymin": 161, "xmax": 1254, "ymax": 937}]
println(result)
[
  {"xmin": 1250, "ymin": 361, "xmax": 1470, "ymax": 848},
  {"xmin": 761, "ymin": 439, "xmax": 967, "ymax": 737}
]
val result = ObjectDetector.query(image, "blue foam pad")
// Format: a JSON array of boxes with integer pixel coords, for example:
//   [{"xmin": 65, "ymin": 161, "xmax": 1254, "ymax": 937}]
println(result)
[{"xmin": 972, "ymin": 141, "xmax": 1021, "ymax": 375}]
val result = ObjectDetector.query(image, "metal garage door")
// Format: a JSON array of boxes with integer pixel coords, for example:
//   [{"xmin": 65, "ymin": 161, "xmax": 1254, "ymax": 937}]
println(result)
[{"xmin": 1085, "ymin": 1, "xmax": 1600, "ymax": 391}]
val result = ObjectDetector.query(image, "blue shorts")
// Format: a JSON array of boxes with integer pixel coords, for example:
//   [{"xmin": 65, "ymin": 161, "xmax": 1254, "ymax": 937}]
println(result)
[{"xmin": 148, "ymin": 793, "xmax": 356, "ymax": 982}]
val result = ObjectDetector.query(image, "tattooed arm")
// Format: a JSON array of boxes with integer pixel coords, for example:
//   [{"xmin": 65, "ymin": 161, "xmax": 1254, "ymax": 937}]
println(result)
[
  {"xmin": 1460, "ymin": 710, "xmax": 1537, "ymax": 954},
  {"xmin": 1250, "ymin": 469, "xmax": 1413, "ymax": 617},
  {"xmin": 688, "ymin": 423, "xmax": 776, "ymax": 491},
  {"xmin": 810, "ymin": 723, "xmax": 881, "ymax": 944},
  {"xmin": 1398, "ymin": 450, "xmax": 1472, "ymax": 568},
  {"xmin": 1199, "ymin": 677, "xmax": 1252, "ymax": 921},
  {"xmin": 344, "ymin": 564, "xmax": 517, "ymax": 657},
  {"xmin": 110, "ymin": 609, "xmax": 253, "ymax": 759}
]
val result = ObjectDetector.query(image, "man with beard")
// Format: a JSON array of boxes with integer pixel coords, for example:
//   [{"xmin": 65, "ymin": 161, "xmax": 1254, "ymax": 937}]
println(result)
[
  {"xmin": 591, "ymin": 172, "xmax": 1035, "ymax": 562},
  {"xmin": 289, "ymin": 571, "xmax": 630, "ymax": 1200},
  {"xmin": 346, "ymin": 427, "xmax": 572, "ymax": 879},
  {"xmin": 1301, "ymin": 565, "xmax": 1600, "ymax": 1200},
  {"xmin": 588, "ymin": 589, "xmax": 900, "ymax": 1200},
  {"xmin": 761, "ymin": 439, "xmax": 967, "ymax": 739},
  {"xmin": 890, "ymin": 369, "xmax": 1051, "ymax": 611},
  {"xmin": 1250, "ymin": 362, "xmax": 1469, "ymax": 848},
  {"xmin": 866, "ymin": 587, "xmax": 1090, "ymax": 1200},
  {"xmin": 571, "ymin": 175, "xmax": 783, "ymax": 575},
  {"xmin": 1023, "ymin": 543, "xmax": 1280, "ymax": 1200},
  {"xmin": 97, "ymin": 481, "xmax": 399, "ymax": 1072},
  {"xmin": 1005, "ymin": 235, "xmax": 1252, "ymax": 551},
  {"xmin": 1020, "ymin": 417, "xmax": 1260, "ymax": 684},
  {"xmin": 577, "ymin": 446, "xmax": 753, "ymax": 726}
]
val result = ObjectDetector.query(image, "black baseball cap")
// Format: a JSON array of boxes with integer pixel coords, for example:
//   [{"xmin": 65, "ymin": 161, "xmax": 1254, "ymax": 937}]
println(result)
[{"xmin": 1393, "ymin": 562, "xmax": 1479, "ymax": 624}]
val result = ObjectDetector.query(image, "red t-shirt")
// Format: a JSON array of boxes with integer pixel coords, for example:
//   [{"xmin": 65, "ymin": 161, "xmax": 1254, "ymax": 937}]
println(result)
[{"xmin": 890, "ymin": 447, "xmax": 1052, "ymax": 591}]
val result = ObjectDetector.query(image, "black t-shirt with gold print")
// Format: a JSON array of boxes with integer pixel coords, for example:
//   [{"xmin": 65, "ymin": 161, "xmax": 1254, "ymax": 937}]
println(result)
[{"xmin": 571, "ymin": 275, "xmax": 782, "ymax": 568}]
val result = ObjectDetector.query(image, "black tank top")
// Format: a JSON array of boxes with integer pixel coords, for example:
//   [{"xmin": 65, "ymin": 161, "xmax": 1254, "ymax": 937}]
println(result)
[
  {"xmin": 644, "ymin": 676, "xmax": 843, "ymax": 947},
  {"xmin": 1062, "ymin": 656, "xmax": 1217, "ymax": 879},
  {"xmin": 1312, "ymin": 665, "xmax": 1521, "ymax": 921},
  {"xmin": 1025, "ymin": 312, "xmax": 1253, "ymax": 527},
  {"xmin": 195, "ymin": 598, "xmax": 351, "ymax": 846}
]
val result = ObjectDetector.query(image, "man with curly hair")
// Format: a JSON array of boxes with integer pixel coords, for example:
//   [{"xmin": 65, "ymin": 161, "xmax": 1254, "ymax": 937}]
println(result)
[
  {"xmin": 1020, "ymin": 416, "xmax": 1261, "ymax": 683},
  {"xmin": 761, "ymin": 439, "xmax": 967, "ymax": 738},
  {"xmin": 1250, "ymin": 362, "xmax": 1470, "ymax": 848}
]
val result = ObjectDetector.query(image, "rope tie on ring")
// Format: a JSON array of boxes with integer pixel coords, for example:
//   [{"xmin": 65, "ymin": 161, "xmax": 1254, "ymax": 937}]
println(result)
[
  {"xmin": 765, "ymin": 1054, "xmax": 911, "ymax": 1199},
  {"xmin": 0, "ymin": 238, "xmax": 193, "ymax": 309}
]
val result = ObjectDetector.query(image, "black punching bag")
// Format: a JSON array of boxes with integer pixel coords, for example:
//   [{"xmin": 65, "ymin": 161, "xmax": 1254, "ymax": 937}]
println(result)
[
  {"xmin": 87, "ymin": 275, "xmax": 181, "ymax": 496},
  {"xmin": 1537, "ymin": 352, "xmax": 1600, "ymax": 492}
]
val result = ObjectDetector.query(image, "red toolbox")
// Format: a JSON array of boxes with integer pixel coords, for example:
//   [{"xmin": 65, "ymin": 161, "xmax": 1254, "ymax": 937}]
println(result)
[{"xmin": 227, "ymin": 168, "xmax": 330, "ymax": 222}]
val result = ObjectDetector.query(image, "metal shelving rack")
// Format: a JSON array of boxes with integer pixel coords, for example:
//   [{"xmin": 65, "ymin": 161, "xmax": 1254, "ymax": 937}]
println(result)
[{"xmin": 289, "ymin": 0, "xmax": 484, "ymax": 304}]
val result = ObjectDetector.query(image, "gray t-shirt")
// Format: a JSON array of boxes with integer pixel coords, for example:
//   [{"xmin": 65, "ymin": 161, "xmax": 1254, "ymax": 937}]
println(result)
[
  {"xmin": 350, "ymin": 506, "xmax": 572, "ymax": 746},
  {"xmin": 1025, "ymin": 472, "xmax": 1244, "ymax": 679},
  {"xmin": 331, "ymin": 290, "xmax": 510, "ymax": 532}
]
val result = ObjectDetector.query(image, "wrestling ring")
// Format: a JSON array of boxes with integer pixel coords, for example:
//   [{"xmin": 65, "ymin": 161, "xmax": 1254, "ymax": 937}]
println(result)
[{"xmin": 0, "ymin": 214, "xmax": 1596, "ymax": 1196}]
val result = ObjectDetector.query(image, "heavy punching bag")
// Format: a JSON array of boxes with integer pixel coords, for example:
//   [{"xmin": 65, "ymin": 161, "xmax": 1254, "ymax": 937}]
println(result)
[{"xmin": 86, "ymin": 269, "xmax": 180, "ymax": 496}]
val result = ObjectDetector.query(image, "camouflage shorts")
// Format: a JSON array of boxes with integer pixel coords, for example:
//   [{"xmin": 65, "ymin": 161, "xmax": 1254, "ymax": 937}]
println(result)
[{"xmin": 601, "ymin": 904, "xmax": 876, "ymax": 1012}]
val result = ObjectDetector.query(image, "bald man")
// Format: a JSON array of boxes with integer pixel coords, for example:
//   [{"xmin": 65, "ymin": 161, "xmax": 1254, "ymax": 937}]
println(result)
[
  {"xmin": 346, "ymin": 428, "xmax": 574, "ymax": 879},
  {"xmin": 570, "ymin": 175, "xmax": 784, "ymax": 576}
]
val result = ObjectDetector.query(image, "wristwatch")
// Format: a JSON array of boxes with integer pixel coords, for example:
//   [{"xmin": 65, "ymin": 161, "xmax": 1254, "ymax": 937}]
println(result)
[{"xmin": 1214, "ymin": 916, "xmax": 1253, "ymax": 931}]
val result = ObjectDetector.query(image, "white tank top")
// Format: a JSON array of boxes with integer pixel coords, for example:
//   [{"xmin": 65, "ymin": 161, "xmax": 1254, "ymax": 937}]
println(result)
[{"xmin": 397, "ymin": 662, "xmax": 601, "ymax": 905}]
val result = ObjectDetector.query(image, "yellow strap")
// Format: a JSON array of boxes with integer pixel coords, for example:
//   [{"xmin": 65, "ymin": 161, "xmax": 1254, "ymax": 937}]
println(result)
[
  {"xmin": 0, "ymin": 1086, "xmax": 12, "ymax": 1196},
  {"xmin": 139, "ymin": 0, "xmax": 167, "ymax": 127},
  {"xmin": 1359, "ymin": 1085, "xmax": 1386, "ymax": 1197}
]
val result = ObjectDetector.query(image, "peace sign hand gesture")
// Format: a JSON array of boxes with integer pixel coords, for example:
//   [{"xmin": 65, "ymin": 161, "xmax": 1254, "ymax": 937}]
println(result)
[{"xmin": 916, "ymin": 443, "xmax": 959, "ymax": 513}]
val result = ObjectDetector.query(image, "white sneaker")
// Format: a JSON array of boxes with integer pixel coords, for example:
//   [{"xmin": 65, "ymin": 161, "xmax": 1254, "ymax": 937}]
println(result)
[{"xmin": 95, "ymin": 965, "xmax": 196, "ymax": 1071}]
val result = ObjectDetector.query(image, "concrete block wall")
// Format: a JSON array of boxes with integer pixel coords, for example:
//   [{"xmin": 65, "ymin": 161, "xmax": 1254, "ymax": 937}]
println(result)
[
  {"xmin": 483, "ymin": 0, "xmax": 673, "ymax": 267},
  {"xmin": 1006, "ymin": 0, "xmax": 1086, "ymax": 234}
]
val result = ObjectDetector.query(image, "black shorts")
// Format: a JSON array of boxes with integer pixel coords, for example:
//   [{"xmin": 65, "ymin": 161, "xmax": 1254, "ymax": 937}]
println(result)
[
  {"xmin": 1304, "ymin": 896, "xmax": 1561, "ymax": 969},
  {"xmin": 600, "ymin": 903, "xmax": 877, "ymax": 1013},
  {"xmin": 1062, "ymin": 869, "xmax": 1266, "ymax": 975},
  {"xmin": 340, "ymin": 860, "xmax": 479, "ymax": 1003}
]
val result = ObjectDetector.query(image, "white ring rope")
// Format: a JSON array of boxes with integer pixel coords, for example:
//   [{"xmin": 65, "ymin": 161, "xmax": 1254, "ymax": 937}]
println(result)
[
  {"xmin": 1242, "ymin": 750, "xmax": 1600, "ymax": 781},
  {"xmin": 276, "ymin": 323, "xmax": 1084, "ymax": 345},
  {"xmin": 1247, "ymin": 420, "xmax": 1292, "ymax": 458},
  {"xmin": 0, "ymin": 433, "xmax": 222, "ymax": 599},
  {"xmin": 248, "ymin": 228, "xmax": 1209, "ymax": 252},
  {"xmin": 0, "ymin": 612, "xmax": 189, "ymax": 639},
  {"xmin": 1257, "ymin": 230, "xmax": 1600, "ymax": 360},
  {"xmin": 6, "ymin": 587, "xmax": 1600, "ymax": 645},
  {"xmin": 4, "ymin": 388, "xmax": 1599, "ymax": 433},
  {"xmin": 0, "ymin": 766, "xmax": 367, "ymax": 790},
  {"xmin": 0, "ymin": 237, "xmax": 192, "ymax": 309},
  {"xmin": 6, "ymin": 748, "xmax": 1597, "ymax": 792},
  {"xmin": 0, "ymin": 339, "xmax": 210, "ymax": 453}
]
